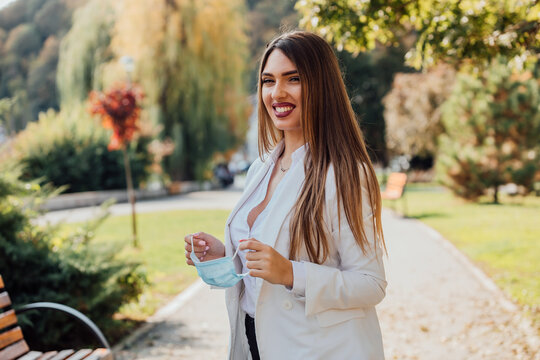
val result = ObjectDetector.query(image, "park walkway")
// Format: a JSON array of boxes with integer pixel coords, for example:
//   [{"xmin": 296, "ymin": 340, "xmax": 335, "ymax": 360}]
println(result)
[{"xmin": 43, "ymin": 189, "xmax": 539, "ymax": 359}]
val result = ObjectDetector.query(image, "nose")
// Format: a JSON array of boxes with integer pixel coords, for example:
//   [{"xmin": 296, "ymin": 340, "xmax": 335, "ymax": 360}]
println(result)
[{"xmin": 271, "ymin": 80, "xmax": 286, "ymax": 100}]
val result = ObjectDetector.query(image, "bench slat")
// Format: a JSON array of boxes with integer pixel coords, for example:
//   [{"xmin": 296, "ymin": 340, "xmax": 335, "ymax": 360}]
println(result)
[
  {"xmin": 36, "ymin": 352, "xmax": 58, "ymax": 360},
  {"xmin": 0, "ymin": 326, "xmax": 24, "ymax": 349},
  {"xmin": 65, "ymin": 349, "xmax": 92, "ymax": 360},
  {"xmin": 47, "ymin": 350, "xmax": 74, "ymax": 360},
  {"xmin": 0, "ymin": 340, "xmax": 29, "ymax": 360},
  {"xmin": 16, "ymin": 351, "xmax": 43, "ymax": 360},
  {"xmin": 0, "ymin": 291, "xmax": 12, "ymax": 309},
  {"xmin": 82, "ymin": 349, "xmax": 112, "ymax": 360},
  {"xmin": 0, "ymin": 310, "xmax": 18, "ymax": 331}
]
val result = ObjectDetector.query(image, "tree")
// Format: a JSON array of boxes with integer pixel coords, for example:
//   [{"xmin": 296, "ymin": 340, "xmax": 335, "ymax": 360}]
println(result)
[
  {"xmin": 0, "ymin": 0, "xmax": 85, "ymax": 129},
  {"xmin": 27, "ymin": 36, "xmax": 60, "ymax": 117},
  {"xmin": 295, "ymin": 0, "xmax": 540, "ymax": 69},
  {"xmin": 383, "ymin": 64, "xmax": 456, "ymax": 158},
  {"xmin": 247, "ymin": 0, "xmax": 299, "ymax": 84},
  {"xmin": 4, "ymin": 23, "xmax": 41, "ymax": 57},
  {"xmin": 56, "ymin": 0, "xmax": 114, "ymax": 107},
  {"xmin": 338, "ymin": 45, "xmax": 414, "ymax": 164},
  {"xmin": 33, "ymin": 0, "xmax": 71, "ymax": 37},
  {"xmin": 89, "ymin": 83, "xmax": 144, "ymax": 247},
  {"xmin": 110, "ymin": 0, "xmax": 250, "ymax": 180},
  {"xmin": 437, "ymin": 58, "xmax": 540, "ymax": 203}
]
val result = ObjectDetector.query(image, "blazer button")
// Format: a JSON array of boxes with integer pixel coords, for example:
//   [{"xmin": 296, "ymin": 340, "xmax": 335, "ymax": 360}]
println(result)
[{"xmin": 282, "ymin": 300, "xmax": 293, "ymax": 310}]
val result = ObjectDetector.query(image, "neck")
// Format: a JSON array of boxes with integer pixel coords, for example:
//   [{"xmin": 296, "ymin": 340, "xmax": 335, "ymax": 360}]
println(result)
[{"xmin": 281, "ymin": 129, "xmax": 304, "ymax": 160}]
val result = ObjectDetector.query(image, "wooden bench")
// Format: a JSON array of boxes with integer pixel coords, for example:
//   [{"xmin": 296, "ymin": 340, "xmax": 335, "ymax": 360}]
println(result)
[
  {"xmin": 0, "ymin": 275, "xmax": 113, "ymax": 360},
  {"xmin": 381, "ymin": 172, "xmax": 408, "ymax": 216}
]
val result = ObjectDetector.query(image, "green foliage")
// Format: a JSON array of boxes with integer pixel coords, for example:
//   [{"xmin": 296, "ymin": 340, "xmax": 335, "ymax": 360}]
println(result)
[
  {"xmin": 56, "ymin": 0, "xmax": 114, "ymax": 107},
  {"xmin": 4, "ymin": 23, "xmax": 41, "ymax": 56},
  {"xmin": 339, "ymin": 46, "xmax": 414, "ymax": 164},
  {"xmin": 33, "ymin": 0, "xmax": 70, "ymax": 37},
  {"xmin": 247, "ymin": 0, "xmax": 299, "ymax": 83},
  {"xmin": 0, "ymin": 167, "xmax": 147, "ymax": 349},
  {"xmin": 0, "ymin": 0, "xmax": 84, "ymax": 130},
  {"xmin": 27, "ymin": 36, "xmax": 60, "ymax": 117},
  {"xmin": 296, "ymin": 0, "xmax": 540, "ymax": 69},
  {"xmin": 437, "ymin": 58, "xmax": 540, "ymax": 203},
  {"xmin": 8, "ymin": 106, "xmax": 152, "ymax": 192},
  {"xmin": 110, "ymin": 0, "xmax": 250, "ymax": 180}
]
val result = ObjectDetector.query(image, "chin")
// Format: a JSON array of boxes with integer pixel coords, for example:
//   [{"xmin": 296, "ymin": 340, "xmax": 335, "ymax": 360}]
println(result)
[{"xmin": 272, "ymin": 118, "xmax": 301, "ymax": 131}]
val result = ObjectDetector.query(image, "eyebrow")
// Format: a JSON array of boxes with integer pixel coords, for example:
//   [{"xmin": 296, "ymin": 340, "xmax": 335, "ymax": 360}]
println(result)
[{"xmin": 261, "ymin": 70, "xmax": 298, "ymax": 77}]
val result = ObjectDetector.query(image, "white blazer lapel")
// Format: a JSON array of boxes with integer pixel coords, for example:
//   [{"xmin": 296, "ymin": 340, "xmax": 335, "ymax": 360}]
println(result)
[
  {"xmin": 259, "ymin": 159, "xmax": 305, "ymax": 249},
  {"xmin": 224, "ymin": 142, "xmax": 284, "ymax": 256}
]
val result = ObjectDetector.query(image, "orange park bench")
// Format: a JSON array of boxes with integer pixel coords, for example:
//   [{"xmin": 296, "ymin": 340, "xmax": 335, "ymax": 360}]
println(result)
[
  {"xmin": 381, "ymin": 172, "xmax": 408, "ymax": 216},
  {"xmin": 0, "ymin": 275, "xmax": 113, "ymax": 360}
]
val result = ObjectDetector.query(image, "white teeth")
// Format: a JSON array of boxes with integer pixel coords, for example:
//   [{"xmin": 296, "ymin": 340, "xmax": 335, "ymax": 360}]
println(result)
[{"xmin": 275, "ymin": 106, "xmax": 293, "ymax": 113}]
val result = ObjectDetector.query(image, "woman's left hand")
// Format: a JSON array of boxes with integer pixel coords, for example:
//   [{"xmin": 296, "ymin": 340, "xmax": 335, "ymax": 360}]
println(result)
[{"xmin": 238, "ymin": 238, "xmax": 293, "ymax": 287}]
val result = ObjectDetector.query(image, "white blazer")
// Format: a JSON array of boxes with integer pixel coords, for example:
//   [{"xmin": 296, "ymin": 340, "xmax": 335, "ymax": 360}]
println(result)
[{"xmin": 224, "ymin": 142, "xmax": 387, "ymax": 360}]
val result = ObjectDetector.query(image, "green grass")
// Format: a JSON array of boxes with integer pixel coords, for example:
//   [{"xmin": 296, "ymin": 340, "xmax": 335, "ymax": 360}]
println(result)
[
  {"xmin": 384, "ymin": 186, "xmax": 540, "ymax": 330},
  {"xmin": 64, "ymin": 209, "xmax": 230, "ymax": 321}
]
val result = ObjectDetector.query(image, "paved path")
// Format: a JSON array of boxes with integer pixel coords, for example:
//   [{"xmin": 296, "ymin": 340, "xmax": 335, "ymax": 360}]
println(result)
[
  {"xmin": 43, "ymin": 190, "xmax": 539, "ymax": 359},
  {"xmin": 38, "ymin": 189, "xmax": 245, "ymax": 225}
]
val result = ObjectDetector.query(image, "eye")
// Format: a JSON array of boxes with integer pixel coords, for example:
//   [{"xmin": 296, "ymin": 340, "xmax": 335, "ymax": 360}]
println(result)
[
  {"xmin": 290, "ymin": 76, "xmax": 300, "ymax": 82},
  {"xmin": 262, "ymin": 78, "xmax": 274, "ymax": 84}
]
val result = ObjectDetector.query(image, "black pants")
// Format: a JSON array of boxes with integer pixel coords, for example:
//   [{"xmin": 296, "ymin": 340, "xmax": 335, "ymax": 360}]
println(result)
[{"xmin": 245, "ymin": 314, "xmax": 260, "ymax": 360}]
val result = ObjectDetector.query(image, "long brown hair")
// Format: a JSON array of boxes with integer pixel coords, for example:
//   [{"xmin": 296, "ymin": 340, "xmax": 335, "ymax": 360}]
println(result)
[{"xmin": 257, "ymin": 31, "xmax": 386, "ymax": 263}]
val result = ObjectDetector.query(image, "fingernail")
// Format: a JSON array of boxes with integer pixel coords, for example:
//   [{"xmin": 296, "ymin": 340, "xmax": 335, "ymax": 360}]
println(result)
[
  {"xmin": 203, "ymin": 251, "xmax": 207, "ymax": 256},
  {"xmin": 205, "ymin": 246, "xmax": 209, "ymax": 251},
  {"xmin": 199, "ymin": 241, "xmax": 205, "ymax": 245},
  {"xmin": 239, "ymin": 239, "xmax": 246, "ymax": 242}
]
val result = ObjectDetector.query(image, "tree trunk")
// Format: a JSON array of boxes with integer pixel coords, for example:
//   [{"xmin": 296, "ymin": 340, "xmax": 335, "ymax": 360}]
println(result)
[
  {"xmin": 493, "ymin": 185, "xmax": 499, "ymax": 204},
  {"xmin": 123, "ymin": 147, "xmax": 139, "ymax": 247}
]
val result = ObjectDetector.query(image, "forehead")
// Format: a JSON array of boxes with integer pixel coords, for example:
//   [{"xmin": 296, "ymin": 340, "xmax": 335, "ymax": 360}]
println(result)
[{"xmin": 262, "ymin": 49, "xmax": 297, "ymax": 75}]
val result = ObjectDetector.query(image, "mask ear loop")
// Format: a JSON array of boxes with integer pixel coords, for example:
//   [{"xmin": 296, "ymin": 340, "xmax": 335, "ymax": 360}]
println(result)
[
  {"xmin": 233, "ymin": 241, "xmax": 250, "ymax": 277},
  {"xmin": 190, "ymin": 235, "xmax": 200, "ymax": 263},
  {"xmin": 232, "ymin": 242, "xmax": 242, "ymax": 259}
]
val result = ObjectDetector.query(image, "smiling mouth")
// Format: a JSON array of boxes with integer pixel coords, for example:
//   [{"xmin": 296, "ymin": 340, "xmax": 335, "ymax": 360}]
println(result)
[{"xmin": 272, "ymin": 103, "xmax": 295, "ymax": 117}]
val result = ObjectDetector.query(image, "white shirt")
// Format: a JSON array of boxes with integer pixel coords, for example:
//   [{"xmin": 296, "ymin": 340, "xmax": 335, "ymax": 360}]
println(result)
[{"xmin": 229, "ymin": 144, "xmax": 307, "ymax": 318}]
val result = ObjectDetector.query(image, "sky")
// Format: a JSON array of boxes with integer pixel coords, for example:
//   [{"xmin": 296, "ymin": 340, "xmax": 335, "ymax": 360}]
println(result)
[{"xmin": 0, "ymin": 0, "xmax": 17, "ymax": 10}]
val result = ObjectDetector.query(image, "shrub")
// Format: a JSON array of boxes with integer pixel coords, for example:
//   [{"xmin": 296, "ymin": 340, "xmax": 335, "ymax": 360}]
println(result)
[
  {"xmin": 8, "ymin": 106, "xmax": 152, "ymax": 193},
  {"xmin": 0, "ymin": 166, "xmax": 147, "ymax": 349},
  {"xmin": 437, "ymin": 58, "xmax": 540, "ymax": 203}
]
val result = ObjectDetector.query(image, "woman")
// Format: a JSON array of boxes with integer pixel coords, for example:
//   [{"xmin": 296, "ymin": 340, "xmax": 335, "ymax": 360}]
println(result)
[{"xmin": 185, "ymin": 31, "xmax": 387, "ymax": 359}]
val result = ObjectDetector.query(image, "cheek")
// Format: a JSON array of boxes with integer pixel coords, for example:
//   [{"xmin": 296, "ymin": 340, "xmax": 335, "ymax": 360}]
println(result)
[{"xmin": 262, "ymin": 90, "xmax": 273, "ymax": 111}]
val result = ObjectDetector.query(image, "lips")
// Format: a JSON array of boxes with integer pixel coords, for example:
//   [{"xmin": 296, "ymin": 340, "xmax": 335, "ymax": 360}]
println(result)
[{"xmin": 272, "ymin": 102, "xmax": 296, "ymax": 118}]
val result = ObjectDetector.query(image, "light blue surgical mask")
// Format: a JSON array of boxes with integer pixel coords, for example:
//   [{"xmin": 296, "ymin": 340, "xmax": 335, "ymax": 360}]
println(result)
[{"xmin": 190, "ymin": 236, "xmax": 249, "ymax": 288}]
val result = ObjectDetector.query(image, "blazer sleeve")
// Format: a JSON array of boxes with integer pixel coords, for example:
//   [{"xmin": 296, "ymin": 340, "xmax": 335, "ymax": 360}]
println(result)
[{"xmin": 302, "ymin": 165, "xmax": 387, "ymax": 318}]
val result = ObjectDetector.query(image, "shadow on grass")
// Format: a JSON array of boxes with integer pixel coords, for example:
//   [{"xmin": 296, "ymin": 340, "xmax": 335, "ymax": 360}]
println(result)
[
  {"xmin": 407, "ymin": 212, "xmax": 447, "ymax": 220},
  {"xmin": 108, "ymin": 318, "xmax": 146, "ymax": 346}
]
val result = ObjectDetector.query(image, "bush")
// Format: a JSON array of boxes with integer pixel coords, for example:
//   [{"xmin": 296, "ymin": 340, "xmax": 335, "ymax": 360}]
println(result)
[
  {"xmin": 0, "ymin": 166, "xmax": 147, "ymax": 349},
  {"xmin": 8, "ymin": 106, "xmax": 152, "ymax": 193},
  {"xmin": 437, "ymin": 58, "xmax": 540, "ymax": 203}
]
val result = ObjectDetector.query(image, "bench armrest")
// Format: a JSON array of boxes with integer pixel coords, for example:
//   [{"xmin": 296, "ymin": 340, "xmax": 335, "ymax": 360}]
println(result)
[{"xmin": 15, "ymin": 302, "xmax": 111, "ymax": 350}]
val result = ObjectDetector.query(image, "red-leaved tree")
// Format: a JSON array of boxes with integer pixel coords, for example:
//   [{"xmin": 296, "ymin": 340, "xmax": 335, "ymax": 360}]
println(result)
[{"xmin": 89, "ymin": 83, "xmax": 144, "ymax": 247}]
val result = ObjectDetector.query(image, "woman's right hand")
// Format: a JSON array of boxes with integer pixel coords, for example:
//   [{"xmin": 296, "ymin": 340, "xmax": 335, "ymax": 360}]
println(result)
[{"xmin": 184, "ymin": 232, "xmax": 226, "ymax": 265}]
